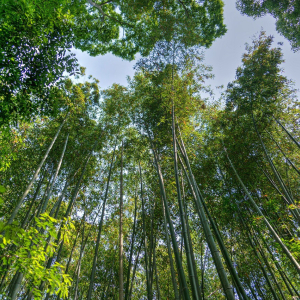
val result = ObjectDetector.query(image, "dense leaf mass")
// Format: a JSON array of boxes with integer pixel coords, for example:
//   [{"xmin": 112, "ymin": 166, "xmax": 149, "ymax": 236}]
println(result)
[
  {"xmin": 1, "ymin": 1, "xmax": 300, "ymax": 299},
  {"xmin": 0, "ymin": 0, "xmax": 226, "ymax": 126},
  {"xmin": 236, "ymin": 0, "xmax": 300, "ymax": 51}
]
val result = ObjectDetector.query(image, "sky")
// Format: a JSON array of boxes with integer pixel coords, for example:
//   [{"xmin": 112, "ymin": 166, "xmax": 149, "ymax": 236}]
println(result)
[{"xmin": 73, "ymin": 0, "xmax": 300, "ymax": 99}]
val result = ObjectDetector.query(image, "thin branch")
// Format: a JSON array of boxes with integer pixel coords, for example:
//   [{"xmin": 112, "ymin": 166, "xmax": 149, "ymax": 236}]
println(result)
[
  {"xmin": 87, "ymin": 0, "xmax": 133, "ymax": 27},
  {"xmin": 177, "ymin": 0, "xmax": 190, "ymax": 16},
  {"xmin": 100, "ymin": 0, "xmax": 113, "ymax": 6},
  {"xmin": 207, "ymin": 288, "xmax": 222, "ymax": 298},
  {"xmin": 87, "ymin": 0, "xmax": 106, "ymax": 16}
]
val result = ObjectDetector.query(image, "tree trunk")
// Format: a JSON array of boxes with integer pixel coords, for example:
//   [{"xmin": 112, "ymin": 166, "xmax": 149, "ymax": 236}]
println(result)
[
  {"xmin": 172, "ymin": 106, "xmax": 200, "ymax": 300},
  {"xmin": 34, "ymin": 150, "xmax": 94, "ymax": 299},
  {"xmin": 176, "ymin": 134, "xmax": 234, "ymax": 299},
  {"xmin": 139, "ymin": 163, "xmax": 151, "ymax": 300},
  {"xmin": 149, "ymin": 143, "xmax": 191, "ymax": 300},
  {"xmin": 6, "ymin": 113, "xmax": 68, "ymax": 226},
  {"xmin": 41, "ymin": 133, "xmax": 69, "ymax": 214},
  {"xmin": 241, "ymin": 217, "xmax": 279, "ymax": 300},
  {"xmin": 274, "ymin": 117, "xmax": 300, "ymax": 150},
  {"xmin": 161, "ymin": 197, "xmax": 179, "ymax": 300},
  {"xmin": 87, "ymin": 141, "xmax": 117, "ymax": 300},
  {"xmin": 225, "ymin": 146, "xmax": 300, "ymax": 276},
  {"xmin": 21, "ymin": 167, "xmax": 46, "ymax": 229},
  {"xmin": 129, "ymin": 237, "xmax": 143, "ymax": 300},
  {"xmin": 124, "ymin": 187, "xmax": 138, "ymax": 300},
  {"xmin": 119, "ymin": 140, "xmax": 124, "ymax": 300},
  {"xmin": 153, "ymin": 244, "xmax": 160, "ymax": 300},
  {"xmin": 266, "ymin": 130, "xmax": 300, "ymax": 177},
  {"xmin": 74, "ymin": 214, "xmax": 86, "ymax": 300},
  {"xmin": 8, "ymin": 271, "xmax": 23, "ymax": 300},
  {"xmin": 253, "ymin": 116, "xmax": 299, "ymax": 219}
]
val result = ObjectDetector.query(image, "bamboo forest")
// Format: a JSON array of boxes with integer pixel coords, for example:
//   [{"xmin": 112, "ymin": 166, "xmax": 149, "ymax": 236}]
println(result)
[{"xmin": 1, "ymin": 0, "xmax": 300, "ymax": 299}]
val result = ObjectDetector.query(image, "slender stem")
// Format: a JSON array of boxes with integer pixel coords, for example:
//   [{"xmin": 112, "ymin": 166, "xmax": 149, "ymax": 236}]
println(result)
[
  {"xmin": 124, "ymin": 185, "xmax": 138, "ymax": 300},
  {"xmin": 87, "ymin": 141, "xmax": 117, "ymax": 300},
  {"xmin": 224, "ymin": 145, "xmax": 300, "ymax": 275},
  {"xmin": 119, "ymin": 140, "xmax": 124, "ymax": 300},
  {"xmin": 176, "ymin": 132, "xmax": 234, "ymax": 299},
  {"xmin": 74, "ymin": 214, "xmax": 86, "ymax": 300},
  {"xmin": 274, "ymin": 117, "xmax": 300, "ymax": 150},
  {"xmin": 139, "ymin": 163, "xmax": 151, "ymax": 300},
  {"xmin": 172, "ymin": 106, "xmax": 200, "ymax": 299},
  {"xmin": 41, "ymin": 133, "xmax": 69, "ymax": 214},
  {"xmin": 6, "ymin": 114, "xmax": 68, "ymax": 226},
  {"xmin": 149, "ymin": 143, "xmax": 191, "ymax": 300},
  {"xmin": 161, "ymin": 197, "xmax": 180, "ymax": 300}
]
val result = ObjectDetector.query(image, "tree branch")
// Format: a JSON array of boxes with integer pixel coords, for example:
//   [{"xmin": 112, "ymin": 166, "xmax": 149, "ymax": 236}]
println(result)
[
  {"xmin": 87, "ymin": 0, "xmax": 106, "ymax": 19},
  {"xmin": 207, "ymin": 288, "xmax": 222, "ymax": 298},
  {"xmin": 177, "ymin": 0, "xmax": 190, "ymax": 16},
  {"xmin": 99, "ymin": 0, "xmax": 113, "ymax": 6},
  {"xmin": 86, "ymin": 0, "xmax": 133, "ymax": 27}
]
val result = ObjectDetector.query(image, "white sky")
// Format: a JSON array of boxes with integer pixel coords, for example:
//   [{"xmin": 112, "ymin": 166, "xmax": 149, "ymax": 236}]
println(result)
[{"xmin": 73, "ymin": 0, "xmax": 300, "ymax": 98}]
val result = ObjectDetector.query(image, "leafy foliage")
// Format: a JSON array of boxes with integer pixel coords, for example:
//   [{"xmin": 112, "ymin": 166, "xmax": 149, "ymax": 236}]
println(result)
[
  {"xmin": 1, "ymin": 1, "xmax": 300, "ymax": 297},
  {"xmin": 1, "ymin": 0, "xmax": 226, "ymax": 126},
  {"xmin": 236, "ymin": 0, "xmax": 300, "ymax": 51},
  {"xmin": 0, "ymin": 213, "xmax": 73, "ymax": 298}
]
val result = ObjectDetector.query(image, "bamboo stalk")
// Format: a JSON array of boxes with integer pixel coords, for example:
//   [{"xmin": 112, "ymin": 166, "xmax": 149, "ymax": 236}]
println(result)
[{"xmin": 6, "ymin": 114, "xmax": 69, "ymax": 226}]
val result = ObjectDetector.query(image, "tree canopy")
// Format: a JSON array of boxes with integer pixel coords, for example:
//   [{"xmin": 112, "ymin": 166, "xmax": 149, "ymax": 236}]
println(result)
[
  {"xmin": 236, "ymin": 0, "xmax": 300, "ymax": 51},
  {"xmin": 0, "ymin": 0, "xmax": 226, "ymax": 126},
  {"xmin": 1, "ymin": 1, "xmax": 300, "ymax": 299}
]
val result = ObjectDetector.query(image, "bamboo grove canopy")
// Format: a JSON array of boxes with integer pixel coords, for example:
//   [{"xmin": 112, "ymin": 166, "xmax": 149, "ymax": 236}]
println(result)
[
  {"xmin": 0, "ymin": 1, "xmax": 300, "ymax": 299},
  {"xmin": 0, "ymin": 0, "xmax": 225, "ymax": 126},
  {"xmin": 236, "ymin": 0, "xmax": 300, "ymax": 51}
]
